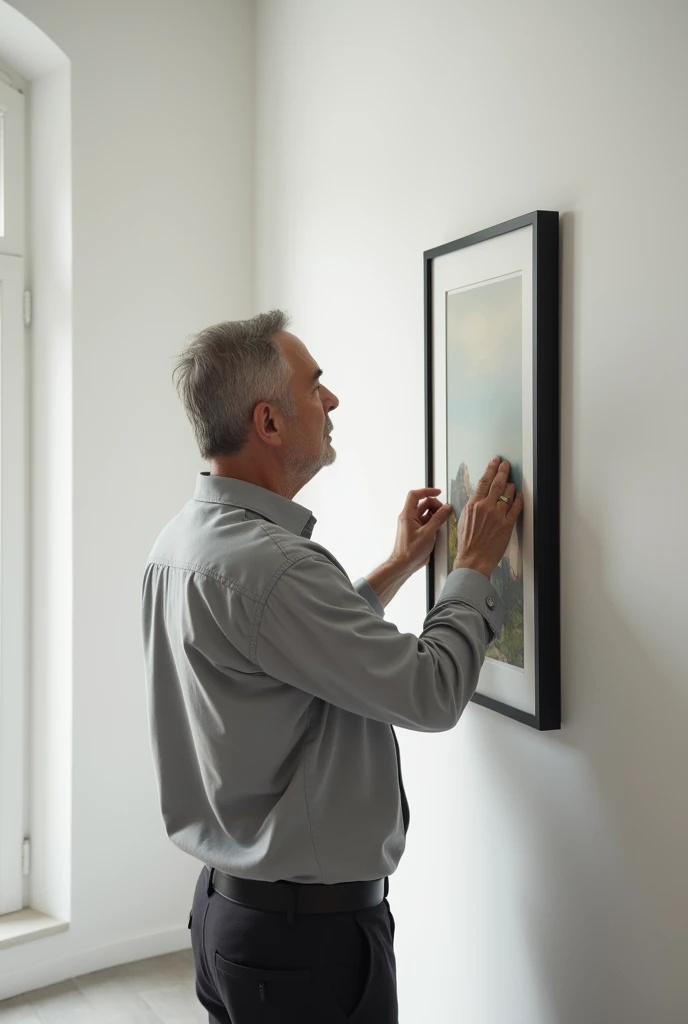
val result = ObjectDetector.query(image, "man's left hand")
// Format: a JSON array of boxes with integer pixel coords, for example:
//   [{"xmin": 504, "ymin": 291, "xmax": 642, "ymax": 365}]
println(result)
[
  {"xmin": 365, "ymin": 489, "xmax": 452, "ymax": 608},
  {"xmin": 390, "ymin": 488, "xmax": 453, "ymax": 575}
]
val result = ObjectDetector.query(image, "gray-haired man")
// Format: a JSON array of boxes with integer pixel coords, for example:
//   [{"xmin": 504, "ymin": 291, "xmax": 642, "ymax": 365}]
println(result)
[{"xmin": 141, "ymin": 311, "xmax": 522, "ymax": 1023}]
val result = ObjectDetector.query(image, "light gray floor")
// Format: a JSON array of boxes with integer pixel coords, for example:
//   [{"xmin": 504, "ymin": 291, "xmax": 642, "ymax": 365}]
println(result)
[{"xmin": 0, "ymin": 949, "xmax": 206, "ymax": 1023}]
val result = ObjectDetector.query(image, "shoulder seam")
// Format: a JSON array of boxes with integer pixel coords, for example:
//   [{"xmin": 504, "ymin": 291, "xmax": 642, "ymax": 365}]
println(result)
[
  {"xmin": 147, "ymin": 558, "xmax": 262, "ymax": 603},
  {"xmin": 255, "ymin": 518, "xmax": 292, "ymax": 558}
]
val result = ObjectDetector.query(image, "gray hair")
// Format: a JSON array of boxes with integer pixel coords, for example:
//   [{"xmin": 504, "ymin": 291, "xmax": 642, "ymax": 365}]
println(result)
[{"xmin": 173, "ymin": 310, "xmax": 295, "ymax": 458}]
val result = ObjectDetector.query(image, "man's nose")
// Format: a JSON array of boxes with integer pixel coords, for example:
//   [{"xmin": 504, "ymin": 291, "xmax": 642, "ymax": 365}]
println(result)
[{"xmin": 323, "ymin": 386, "xmax": 339, "ymax": 411}]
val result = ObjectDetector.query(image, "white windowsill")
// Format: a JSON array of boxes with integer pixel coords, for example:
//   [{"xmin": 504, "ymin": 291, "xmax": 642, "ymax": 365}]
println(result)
[{"xmin": 0, "ymin": 909, "xmax": 69, "ymax": 949}]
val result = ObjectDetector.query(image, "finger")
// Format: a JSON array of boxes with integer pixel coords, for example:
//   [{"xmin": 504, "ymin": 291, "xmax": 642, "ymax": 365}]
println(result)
[
  {"xmin": 414, "ymin": 496, "xmax": 443, "ymax": 525},
  {"xmin": 487, "ymin": 461, "xmax": 511, "ymax": 504},
  {"xmin": 425, "ymin": 503, "xmax": 452, "ymax": 533},
  {"xmin": 420, "ymin": 499, "xmax": 447, "ymax": 520},
  {"xmin": 498, "ymin": 483, "xmax": 516, "ymax": 512},
  {"xmin": 402, "ymin": 488, "xmax": 442, "ymax": 516},
  {"xmin": 506, "ymin": 492, "xmax": 524, "ymax": 525},
  {"xmin": 419, "ymin": 496, "xmax": 443, "ymax": 514},
  {"xmin": 472, "ymin": 457, "xmax": 502, "ymax": 501}
]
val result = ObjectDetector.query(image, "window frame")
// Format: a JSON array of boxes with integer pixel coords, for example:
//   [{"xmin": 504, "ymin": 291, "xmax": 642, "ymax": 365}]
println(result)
[
  {"xmin": 0, "ymin": 77, "xmax": 25, "ymax": 257},
  {"xmin": 0, "ymin": 74, "xmax": 27, "ymax": 916}
]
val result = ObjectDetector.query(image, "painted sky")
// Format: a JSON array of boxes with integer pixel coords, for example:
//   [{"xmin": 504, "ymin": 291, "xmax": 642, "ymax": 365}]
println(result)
[{"xmin": 446, "ymin": 274, "xmax": 523, "ymax": 493}]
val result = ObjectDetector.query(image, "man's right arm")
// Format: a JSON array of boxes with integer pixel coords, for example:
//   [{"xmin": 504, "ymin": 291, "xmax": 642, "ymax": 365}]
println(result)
[{"xmin": 252, "ymin": 552, "xmax": 504, "ymax": 733}]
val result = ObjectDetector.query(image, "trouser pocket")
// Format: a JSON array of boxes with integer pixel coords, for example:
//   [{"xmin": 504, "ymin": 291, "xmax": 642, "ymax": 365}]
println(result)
[{"xmin": 214, "ymin": 952, "xmax": 347, "ymax": 1023}]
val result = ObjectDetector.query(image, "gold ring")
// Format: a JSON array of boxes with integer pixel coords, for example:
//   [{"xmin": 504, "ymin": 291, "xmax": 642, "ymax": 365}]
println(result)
[{"xmin": 498, "ymin": 495, "xmax": 510, "ymax": 504}]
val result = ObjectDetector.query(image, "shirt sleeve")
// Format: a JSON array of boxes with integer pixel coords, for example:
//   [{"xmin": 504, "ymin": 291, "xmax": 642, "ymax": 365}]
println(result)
[
  {"xmin": 353, "ymin": 577, "xmax": 385, "ymax": 618},
  {"xmin": 253, "ymin": 553, "xmax": 504, "ymax": 732}
]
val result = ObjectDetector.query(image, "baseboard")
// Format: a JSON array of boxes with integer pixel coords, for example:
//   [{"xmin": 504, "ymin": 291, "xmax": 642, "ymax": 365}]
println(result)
[{"xmin": 0, "ymin": 924, "xmax": 191, "ymax": 1001}]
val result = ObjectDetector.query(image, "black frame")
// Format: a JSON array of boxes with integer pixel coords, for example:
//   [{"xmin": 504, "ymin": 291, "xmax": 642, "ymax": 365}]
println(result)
[{"xmin": 424, "ymin": 210, "xmax": 561, "ymax": 731}]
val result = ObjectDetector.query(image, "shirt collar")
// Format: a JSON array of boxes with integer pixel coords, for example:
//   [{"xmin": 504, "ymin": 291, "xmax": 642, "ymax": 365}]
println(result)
[{"xmin": 194, "ymin": 473, "xmax": 317, "ymax": 539}]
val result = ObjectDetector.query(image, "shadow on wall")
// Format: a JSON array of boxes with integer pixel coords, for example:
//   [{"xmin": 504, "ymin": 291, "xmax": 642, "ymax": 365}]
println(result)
[{"xmin": 472, "ymin": 211, "xmax": 687, "ymax": 1024}]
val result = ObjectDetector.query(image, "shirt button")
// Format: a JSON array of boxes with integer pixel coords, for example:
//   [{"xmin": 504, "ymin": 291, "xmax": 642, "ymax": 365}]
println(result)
[{"xmin": 486, "ymin": 597, "xmax": 496, "ymax": 610}]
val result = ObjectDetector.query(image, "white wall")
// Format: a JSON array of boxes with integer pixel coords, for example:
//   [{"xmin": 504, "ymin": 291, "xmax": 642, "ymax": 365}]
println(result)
[
  {"xmin": 255, "ymin": 1, "xmax": 688, "ymax": 1022},
  {"xmin": 0, "ymin": 0, "xmax": 255, "ymax": 998}
]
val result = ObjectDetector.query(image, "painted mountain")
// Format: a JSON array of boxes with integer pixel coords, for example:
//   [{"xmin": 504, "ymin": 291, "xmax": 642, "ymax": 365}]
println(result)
[{"xmin": 447, "ymin": 463, "xmax": 524, "ymax": 668}]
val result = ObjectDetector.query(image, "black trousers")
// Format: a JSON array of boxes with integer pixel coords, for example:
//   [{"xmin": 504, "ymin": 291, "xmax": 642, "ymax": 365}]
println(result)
[{"xmin": 189, "ymin": 866, "xmax": 399, "ymax": 1023}]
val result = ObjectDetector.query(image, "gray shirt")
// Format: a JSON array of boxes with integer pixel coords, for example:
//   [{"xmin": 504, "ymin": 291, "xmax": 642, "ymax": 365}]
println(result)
[{"xmin": 141, "ymin": 474, "xmax": 504, "ymax": 884}]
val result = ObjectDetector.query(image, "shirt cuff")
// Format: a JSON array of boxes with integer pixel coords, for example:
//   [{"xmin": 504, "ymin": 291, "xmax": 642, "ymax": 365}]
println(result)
[
  {"xmin": 436, "ymin": 568, "xmax": 505, "ymax": 641},
  {"xmin": 353, "ymin": 577, "xmax": 385, "ymax": 619}
]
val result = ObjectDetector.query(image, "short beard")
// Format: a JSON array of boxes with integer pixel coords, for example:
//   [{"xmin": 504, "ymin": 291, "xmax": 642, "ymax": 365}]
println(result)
[
  {"xmin": 285, "ymin": 437, "xmax": 336, "ymax": 484},
  {"xmin": 284, "ymin": 417, "xmax": 336, "ymax": 488}
]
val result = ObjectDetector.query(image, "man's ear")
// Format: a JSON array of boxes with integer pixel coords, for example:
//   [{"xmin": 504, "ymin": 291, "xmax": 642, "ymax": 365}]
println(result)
[{"xmin": 253, "ymin": 401, "xmax": 284, "ymax": 447}]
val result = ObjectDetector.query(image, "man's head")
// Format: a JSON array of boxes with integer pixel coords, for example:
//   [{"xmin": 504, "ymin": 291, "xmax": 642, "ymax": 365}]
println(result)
[{"xmin": 173, "ymin": 311, "xmax": 339, "ymax": 493}]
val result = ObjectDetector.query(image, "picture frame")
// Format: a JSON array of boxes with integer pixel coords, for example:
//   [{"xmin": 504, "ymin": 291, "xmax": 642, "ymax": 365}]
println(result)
[{"xmin": 424, "ymin": 211, "xmax": 561, "ymax": 730}]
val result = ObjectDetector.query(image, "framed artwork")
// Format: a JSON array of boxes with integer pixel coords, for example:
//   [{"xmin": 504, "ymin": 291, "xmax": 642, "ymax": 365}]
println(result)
[{"xmin": 424, "ymin": 211, "xmax": 560, "ymax": 730}]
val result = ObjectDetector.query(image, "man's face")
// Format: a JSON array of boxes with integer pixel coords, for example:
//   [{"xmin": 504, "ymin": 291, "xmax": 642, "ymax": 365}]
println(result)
[{"xmin": 275, "ymin": 331, "xmax": 339, "ymax": 483}]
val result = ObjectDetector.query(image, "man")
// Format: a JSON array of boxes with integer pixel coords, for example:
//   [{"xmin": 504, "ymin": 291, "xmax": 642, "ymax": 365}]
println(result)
[{"xmin": 141, "ymin": 310, "xmax": 522, "ymax": 1024}]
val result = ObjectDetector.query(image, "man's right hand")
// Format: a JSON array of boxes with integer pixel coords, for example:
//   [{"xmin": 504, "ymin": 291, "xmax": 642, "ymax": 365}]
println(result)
[{"xmin": 453, "ymin": 458, "xmax": 524, "ymax": 580}]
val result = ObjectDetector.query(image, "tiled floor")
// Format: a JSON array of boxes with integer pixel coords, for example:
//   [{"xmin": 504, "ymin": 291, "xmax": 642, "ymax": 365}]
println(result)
[{"xmin": 0, "ymin": 950, "xmax": 206, "ymax": 1022}]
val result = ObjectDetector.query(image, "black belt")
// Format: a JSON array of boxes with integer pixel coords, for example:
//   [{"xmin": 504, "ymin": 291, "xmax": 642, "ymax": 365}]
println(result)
[{"xmin": 208, "ymin": 868, "xmax": 388, "ymax": 918}]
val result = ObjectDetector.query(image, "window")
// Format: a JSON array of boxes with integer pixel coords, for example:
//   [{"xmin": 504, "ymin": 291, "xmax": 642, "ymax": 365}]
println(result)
[{"xmin": 0, "ymin": 73, "xmax": 27, "ymax": 916}]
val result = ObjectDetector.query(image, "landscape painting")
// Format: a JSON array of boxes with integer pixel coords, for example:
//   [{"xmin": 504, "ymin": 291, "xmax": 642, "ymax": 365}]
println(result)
[
  {"xmin": 425, "ymin": 211, "xmax": 561, "ymax": 729},
  {"xmin": 445, "ymin": 274, "xmax": 524, "ymax": 668}
]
